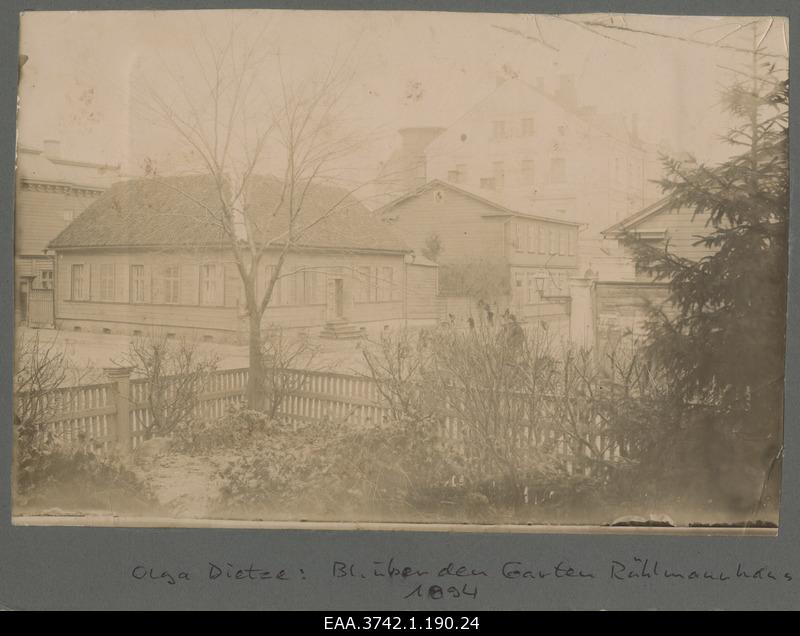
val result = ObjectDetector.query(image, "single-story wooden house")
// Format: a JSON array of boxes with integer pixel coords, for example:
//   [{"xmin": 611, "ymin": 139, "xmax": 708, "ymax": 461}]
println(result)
[
  {"xmin": 595, "ymin": 196, "xmax": 717, "ymax": 339},
  {"xmin": 47, "ymin": 175, "xmax": 438, "ymax": 342}
]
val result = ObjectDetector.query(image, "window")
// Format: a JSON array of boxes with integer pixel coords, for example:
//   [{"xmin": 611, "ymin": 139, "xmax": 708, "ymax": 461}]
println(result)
[
  {"xmin": 282, "ymin": 268, "xmax": 297, "ymax": 306},
  {"xmin": 549, "ymin": 229, "xmax": 558, "ymax": 255},
  {"xmin": 551, "ymin": 157, "xmax": 566, "ymax": 183},
  {"xmin": 71, "ymin": 264, "xmax": 87, "ymax": 300},
  {"xmin": 293, "ymin": 267, "xmax": 306, "ymax": 306},
  {"xmin": 514, "ymin": 221, "xmax": 524, "ymax": 252},
  {"xmin": 568, "ymin": 231, "xmax": 577, "ymax": 256},
  {"xmin": 527, "ymin": 225, "xmax": 536, "ymax": 253},
  {"xmin": 447, "ymin": 170, "xmax": 460, "ymax": 183},
  {"xmin": 372, "ymin": 266, "xmax": 380, "ymax": 302},
  {"xmin": 515, "ymin": 272, "xmax": 524, "ymax": 302},
  {"xmin": 522, "ymin": 118, "xmax": 535, "ymax": 136},
  {"xmin": 163, "ymin": 265, "xmax": 180, "ymax": 304},
  {"xmin": 97, "ymin": 264, "xmax": 114, "ymax": 301},
  {"xmin": 356, "ymin": 266, "xmax": 371, "ymax": 303},
  {"xmin": 38, "ymin": 270, "xmax": 54, "ymax": 290},
  {"xmin": 130, "ymin": 265, "xmax": 146, "ymax": 303},
  {"xmin": 378, "ymin": 266, "xmax": 393, "ymax": 302},
  {"xmin": 559, "ymin": 230, "xmax": 567, "ymax": 256},
  {"xmin": 538, "ymin": 225, "xmax": 547, "ymax": 253},
  {"xmin": 480, "ymin": 177, "xmax": 495, "ymax": 191},
  {"xmin": 492, "ymin": 120, "xmax": 506, "ymax": 140},
  {"xmin": 456, "ymin": 164, "xmax": 468, "ymax": 182},
  {"xmin": 63, "ymin": 209, "xmax": 75, "ymax": 222},
  {"xmin": 493, "ymin": 161, "xmax": 505, "ymax": 190},
  {"xmin": 527, "ymin": 273, "xmax": 537, "ymax": 304},
  {"xmin": 521, "ymin": 160, "xmax": 535, "ymax": 184},
  {"xmin": 304, "ymin": 268, "xmax": 324, "ymax": 305},
  {"xmin": 200, "ymin": 263, "xmax": 223, "ymax": 306}
]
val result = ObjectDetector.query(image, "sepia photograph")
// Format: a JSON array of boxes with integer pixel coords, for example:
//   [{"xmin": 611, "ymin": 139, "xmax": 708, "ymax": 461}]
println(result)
[{"xmin": 12, "ymin": 9, "xmax": 789, "ymax": 532}]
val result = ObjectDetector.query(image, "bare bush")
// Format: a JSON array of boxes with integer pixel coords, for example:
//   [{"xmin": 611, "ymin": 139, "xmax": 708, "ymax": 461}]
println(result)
[
  {"xmin": 115, "ymin": 331, "xmax": 220, "ymax": 439},
  {"xmin": 258, "ymin": 326, "xmax": 327, "ymax": 422}
]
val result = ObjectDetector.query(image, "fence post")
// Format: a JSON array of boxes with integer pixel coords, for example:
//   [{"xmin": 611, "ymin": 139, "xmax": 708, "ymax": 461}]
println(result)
[{"xmin": 105, "ymin": 367, "xmax": 134, "ymax": 453}]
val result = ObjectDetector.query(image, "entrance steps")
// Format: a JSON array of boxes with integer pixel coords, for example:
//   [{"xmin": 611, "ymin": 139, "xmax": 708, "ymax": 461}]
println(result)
[{"xmin": 319, "ymin": 319, "xmax": 364, "ymax": 340}]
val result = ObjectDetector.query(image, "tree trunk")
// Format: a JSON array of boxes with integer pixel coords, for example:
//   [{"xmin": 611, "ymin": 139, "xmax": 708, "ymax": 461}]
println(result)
[{"xmin": 247, "ymin": 311, "xmax": 266, "ymax": 411}]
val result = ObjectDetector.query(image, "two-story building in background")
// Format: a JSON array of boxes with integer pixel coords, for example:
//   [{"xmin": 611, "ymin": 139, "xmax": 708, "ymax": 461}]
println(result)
[
  {"xmin": 376, "ymin": 76, "xmax": 664, "ymax": 238},
  {"xmin": 379, "ymin": 179, "xmax": 579, "ymax": 336},
  {"xmin": 15, "ymin": 140, "xmax": 121, "ymax": 325}
]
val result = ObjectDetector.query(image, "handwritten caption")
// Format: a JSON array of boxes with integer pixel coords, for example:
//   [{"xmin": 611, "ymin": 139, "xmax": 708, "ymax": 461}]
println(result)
[{"xmin": 130, "ymin": 557, "xmax": 794, "ymax": 600}]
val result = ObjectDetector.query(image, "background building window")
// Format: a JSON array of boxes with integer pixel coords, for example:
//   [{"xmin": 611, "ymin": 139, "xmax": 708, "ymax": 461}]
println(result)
[
  {"xmin": 522, "ymin": 118, "xmax": 535, "ymax": 136},
  {"xmin": 130, "ymin": 265, "xmax": 145, "ymax": 303},
  {"xmin": 527, "ymin": 225, "xmax": 536, "ymax": 253},
  {"xmin": 522, "ymin": 159, "xmax": 535, "ymax": 184},
  {"xmin": 493, "ymin": 161, "xmax": 505, "ymax": 190},
  {"xmin": 512, "ymin": 221, "xmax": 524, "ymax": 252},
  {"xmin": 38, "ymin": 269, "xmax": 54, "ymax": 290},
  {"xmin": 480, "ymin": 177, "xmax": 495, "ymax": 190}
]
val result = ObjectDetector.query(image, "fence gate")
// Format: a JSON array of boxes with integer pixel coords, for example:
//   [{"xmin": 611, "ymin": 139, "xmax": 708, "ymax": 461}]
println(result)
[{"xmin": 27, "ymin": 288, "xmax": 54, "ymax": 327}]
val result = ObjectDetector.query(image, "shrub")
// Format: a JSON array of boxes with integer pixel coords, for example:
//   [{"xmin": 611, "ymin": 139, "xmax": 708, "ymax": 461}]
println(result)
[
  {"xmin": 15, "ymin": 441, "xmax": 160, "ymax": 515},
  {"xmin": 212, "ymin": 411, "xmax": 465, "ymax": 522},
  {"xmin": 170, "ymin": 404, "xmax": 270, "ymax": 455},
  {"xmin": 114, "ymin": 330, "xmax": 219, "ymax": 440}
]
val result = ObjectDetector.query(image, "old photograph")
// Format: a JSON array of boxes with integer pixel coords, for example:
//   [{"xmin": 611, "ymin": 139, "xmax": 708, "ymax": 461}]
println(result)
[{"xmin": 12, "ymin": 10, "xmax": 788, "ymax": 531}]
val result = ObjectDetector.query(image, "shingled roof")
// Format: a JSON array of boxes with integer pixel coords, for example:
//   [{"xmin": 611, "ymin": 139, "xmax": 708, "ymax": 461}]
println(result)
[{"xmin": 49, "ymin": 174, "xmax": 407, "ymax": 253}]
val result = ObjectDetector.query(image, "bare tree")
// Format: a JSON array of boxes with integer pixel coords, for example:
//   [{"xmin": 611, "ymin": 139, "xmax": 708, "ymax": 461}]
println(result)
[{"xmin": 138, "ymin": 24, "xmax": 375, "ymax": 408}]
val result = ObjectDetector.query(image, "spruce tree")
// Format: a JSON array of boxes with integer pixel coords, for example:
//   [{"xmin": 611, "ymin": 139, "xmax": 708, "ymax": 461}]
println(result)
[{"xmin": 623, "ymin": 59, "xmax": 788, "ymax": 511}]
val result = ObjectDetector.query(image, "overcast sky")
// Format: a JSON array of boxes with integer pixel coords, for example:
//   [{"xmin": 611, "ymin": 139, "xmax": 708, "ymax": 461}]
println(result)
[{"xmin": 17, "ymin": 10, "xmax": 788, "ymax": 178}]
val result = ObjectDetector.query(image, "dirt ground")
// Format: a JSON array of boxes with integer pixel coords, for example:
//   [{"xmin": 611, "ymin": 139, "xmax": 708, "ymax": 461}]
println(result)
[{"xmin": 131, "ymin": 451, "xmax": 235, "ymax": 518}]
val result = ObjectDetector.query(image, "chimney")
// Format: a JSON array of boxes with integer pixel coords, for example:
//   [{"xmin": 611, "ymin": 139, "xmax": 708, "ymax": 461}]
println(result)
[
  {"xmin": 555, "ymin": 75, "xmax": 577, "ymax": 110},
  {"xmin": 43, "ymin": 139, "xmax": 60, "ymax": 160}
]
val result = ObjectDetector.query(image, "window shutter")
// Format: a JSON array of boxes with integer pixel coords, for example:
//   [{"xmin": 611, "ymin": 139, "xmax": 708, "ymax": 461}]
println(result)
[
  {"xmin": 114, "ymin": 263, "xmax": 124, "ymax": 302},
  {"xmin": 89, "ymin": 263, "xmax": 98, "ymax": 301},
  {"xmin": 217, "ymin": 262, "xmax": 226, "ymax": 306},
  {"xmin": 151, "ymin": 265, "xmax": 163, "ymax": 304},
  {"xmin": 224, "ymin": 262, "xmax": 237, "ymax": 307},
  {"xmin": 182, "ymin": 263, "xmax": 199, "ymax": 306},
  {"xmin": 141, "ymin": 264, "xmax": 151, "ymax": 303}
]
